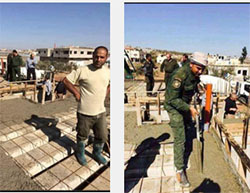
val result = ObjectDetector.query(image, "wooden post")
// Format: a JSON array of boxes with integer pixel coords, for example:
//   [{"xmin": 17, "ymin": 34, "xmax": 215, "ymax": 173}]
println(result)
[
  {"xmin": 136, "ymin": 98, "xmax": 142, "ymax": 126},
  {"xmin": 10, "ymin": 83, "xmax": 13, "ymax": 95},
  {"xmin": 238, "ymin": 159, "xmax": 246, "ymax": 180},
  {"xmin": 225, "ymin": 138, "xmax": 231, "ymax": 156},
  {"xmin": 52, "ymin": 78, "xmax": 56, "ymax": 101},
  {"xmin": 33, "ymin": 80, "xmax": 37, "ymax": 102},
  {"xmin": 42, "ymin": 84, "xmax": 46, "ymax": 105},
  {"xmin": 242, "ymin": 117, "xmax": 249, "ymax": 149},
  {"xmin": 24, "ymin": 82, "xmax": 27, "ymax": 98}
]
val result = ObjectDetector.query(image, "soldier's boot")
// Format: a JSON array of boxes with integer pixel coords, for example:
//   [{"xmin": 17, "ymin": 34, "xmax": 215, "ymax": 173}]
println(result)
[
  {"xmin": 176, "ymin": 170, "xmax": 190, "ymax": 188},
  {"xmin": 76, "ymin": 140, "xmax": 87, "ymax": 166},
  {"xmin": 92, "ymin": 142, "xmax": 107, "ymax": 165}
]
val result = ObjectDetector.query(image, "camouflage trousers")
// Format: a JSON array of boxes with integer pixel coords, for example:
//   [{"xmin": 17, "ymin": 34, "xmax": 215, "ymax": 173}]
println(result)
[{"xmin": 165, "ymin": 105, "xmax": 195, "ymax": 171}]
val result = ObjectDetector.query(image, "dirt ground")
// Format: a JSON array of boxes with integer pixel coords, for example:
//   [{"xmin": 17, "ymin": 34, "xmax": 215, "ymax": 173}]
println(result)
[
  {"xmin": 0, "ymin": 96, "xmax": 110, "ymax": 190},
  {"xmin": 124, "ymin": 111, "xmax": 244, "ymax": 193}
]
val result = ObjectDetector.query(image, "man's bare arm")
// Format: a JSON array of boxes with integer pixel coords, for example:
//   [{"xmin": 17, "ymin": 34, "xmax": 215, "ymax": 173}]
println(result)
[{"xmin": 63, "ymin": 77, "xmax": 80, "ymax": 101}]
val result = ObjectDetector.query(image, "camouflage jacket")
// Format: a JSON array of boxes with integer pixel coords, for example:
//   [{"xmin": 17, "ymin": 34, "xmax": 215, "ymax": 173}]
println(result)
[{"xmin": 164, "ymin": 65, "xmax": 200, "ymax": 112}]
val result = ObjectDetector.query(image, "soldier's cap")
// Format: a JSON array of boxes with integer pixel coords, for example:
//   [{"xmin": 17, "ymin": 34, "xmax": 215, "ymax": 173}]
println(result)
[{"xmin": 190, "ymin": 52, "xmax": 208, "ymax": 67}]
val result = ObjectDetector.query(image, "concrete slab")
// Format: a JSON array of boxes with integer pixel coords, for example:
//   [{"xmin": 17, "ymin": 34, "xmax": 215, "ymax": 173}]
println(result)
[
  {"xmin": 10, "ymin": 124, "xmax": 23, "ymax": 131},
  {"xmin": 39, "ymin": 143, "xmax": 57, "ymax": 154},
  {"xmin": 61, "ymin": 157, "xmax": 82, "ymax": 172},
  {"xmin": 28, "ymin": 148, "xmax": 47, "ymax": 160},
  {"xmin": 38, "ymin": 155, "xmax": 55, "ymax": 169},
  {"xmin": 50, "ymin": 164, "xmax": 72, "ymax": 181},
  {"xmin": 12, "ymin": 136, "xmax": 30, "ymax": 146},
  {"xmin": 83, "ymin": 183, "xmax": 98, "ymax": 191},
  {"xmin": 35, "ymin": 171, "xmax": 60, "ymax": 190},
  {"xmin": 88, "ymin": 176, "xmax": 110, "ymax": 191},
  {"xmin": 51, "ymin": 182, "xmax": 70, "ymax": 191},
  {"xmin": 62, "ymin": 173, "xmax": 82, "ymax": 190},
  {"xmin": 75, "ymin": 166, "xmax": 94, "ymax": 181},
  {"xmin": 161, "ymin": 176, "xmax": 175, "ymax": 193},
  {"xmin": 140, "ymin": 177, "xmax": 161, "ymax": 193}
]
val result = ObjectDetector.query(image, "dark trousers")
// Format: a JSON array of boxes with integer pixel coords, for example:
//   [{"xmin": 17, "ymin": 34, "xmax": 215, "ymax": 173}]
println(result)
[
  {"xmin": 11, "ymin": 67, "xmax": 21, "ymax": 81},
  {"xmin": 27, "ymin": 68, "xmax": 36, "ymax": 80},
  {"xmin": 76, "ymin": 112, "xmax": 108, "ymax": 143},
  {"xmin": 145, "ymin": 75, "xmax": 154, "ymax": 95},
  {"xmin": 6, "ymin": 65, "xmax": 12, "ymax": 81}
]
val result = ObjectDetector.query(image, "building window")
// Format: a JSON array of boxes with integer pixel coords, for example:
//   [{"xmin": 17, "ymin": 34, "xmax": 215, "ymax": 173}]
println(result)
[
  {"xmin": 238, "ymin": 70, "xmax": 241, "ymax": 74},
  {"xmin": 80, "ymin": 51, "xmax": 84, "ymax": 54},
  {"xmin": 243, "ymin": 70, "xmax": 247, "ymax": 76},
  {"xmin": 64, "ymin": 51, "xmax": 69, "ymax": 54},
  {"xmin": 44, "ymin": 51, "xmax": 46, "ymax": 54},
  {"xmin": 74, "ymin": 51, "xmax": 77, "ymax": 54},
  {"xmin": 70, "ymin": 51, "xmax": 72, "ymax": 54},
  {"xmin": 38, "ymin": 51, "xmax": 41, "ymax": 54},
  {"xmin": 55, "ymin": 51, "xmax": 58, "ymax": 54},
  {"xmin": 87, "ymin": 51, "xmax": 92, "ymax": 55}
]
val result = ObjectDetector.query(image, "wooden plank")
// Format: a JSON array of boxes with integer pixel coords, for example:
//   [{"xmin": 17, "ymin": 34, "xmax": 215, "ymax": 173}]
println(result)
[
  {"xmin": 214, "ymin": 116, "xmax": 250, "ymax": 172},
  {"xmin": 136, "ymin": 98, "xmax": 142, "ymax": 126},
  {"xmin": 42, "ymin": 84, "xmax": 46, "ymax": 105}
]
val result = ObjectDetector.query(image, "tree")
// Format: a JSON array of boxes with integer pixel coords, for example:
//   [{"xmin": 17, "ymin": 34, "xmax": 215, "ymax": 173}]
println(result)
[
  {"xmin": 210, "ymin": 66, "xmax": 235, "ymax": 79},
  {"xmin": 239, "ymin": 46, "xmax": 247, "ymax": 64}
]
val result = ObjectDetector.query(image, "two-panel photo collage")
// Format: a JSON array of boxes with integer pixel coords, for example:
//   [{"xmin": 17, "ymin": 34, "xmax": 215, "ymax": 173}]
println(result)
[{"xmin": 0, "ymin": 1, "xmax": 250, "ymax": 193}]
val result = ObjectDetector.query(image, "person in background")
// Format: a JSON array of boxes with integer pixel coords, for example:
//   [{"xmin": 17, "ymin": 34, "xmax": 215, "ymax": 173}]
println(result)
[
  {"xmin": 6, "ymin": 52, "xmax": 13, "ymax": 81},
  {"xmin": 44, "ymin": 74, "xmax": 52, "ymax": 101},
  {"xmin": 141, "ymin": 53, "xmax": 157, "ymax": 96},
  {"xmin": 160, "ymin": 53, "xmax": 179, "ymax": 87},
  {"xmin": 10, "ymin": 50, "xmax": 23, "ymax": 81},
  {"xmin": 224, "ymin": 93, "xmax": 238, "ymax": 118},
  {"xmin": 55, "ymin": 78, "xmax": 67, "ymax": 99},
  {"xmin": 181, "ymin": 54, "xmax": 190, "ymax": 67},
  {"xmin": 26, "ymin": 53, "xmax": 37, "ymax": 80}
]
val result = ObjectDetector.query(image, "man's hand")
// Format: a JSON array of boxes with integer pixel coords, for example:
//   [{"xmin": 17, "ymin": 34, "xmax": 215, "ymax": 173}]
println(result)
[
  {"xmin": 75, "ymin": 92, "xmax": 80, "ymax": 102},
  {"xmin": 190, "ymin": 106, "xmax": 199, "ymax": 118}
]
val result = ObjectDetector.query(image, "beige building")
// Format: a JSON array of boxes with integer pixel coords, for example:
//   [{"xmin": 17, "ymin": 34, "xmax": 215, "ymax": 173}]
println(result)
[{"xmin": 37, "ymin": 46, "xmax": 94, "ymax": 66}]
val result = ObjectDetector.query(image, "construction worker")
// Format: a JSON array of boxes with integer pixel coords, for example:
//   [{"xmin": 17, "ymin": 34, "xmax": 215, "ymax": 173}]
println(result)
[
  {"xmin": 164, "ymin": 52, "xmax": 208, "ymax": 187},
  {"xmin": 160, "ymin": 53, "xmax": 179, "ymax": 87},
  {"xmin": 10, "ymin": 50, "xmax": 23, "ymax": 81},
  {"xmin": 141, "ymin": 53, "xmax": 157, "ymax": 96},
  {"xmin": 63, "ymin": 46, "xmax": 110, "ymax": 166}
]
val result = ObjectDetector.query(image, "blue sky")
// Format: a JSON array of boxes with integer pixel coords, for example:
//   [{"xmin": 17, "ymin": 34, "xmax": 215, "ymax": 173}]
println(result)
[
  {"xmin": 0, "ymin": 3, "xmax": 110, "ymax": 49},
  {"xmin": 125, "ymin": 3, "xmax": 250, "ymax": 56}
]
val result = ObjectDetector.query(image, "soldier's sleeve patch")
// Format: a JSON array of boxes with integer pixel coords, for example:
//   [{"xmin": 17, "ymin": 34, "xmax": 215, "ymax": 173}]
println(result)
[{"xmin": 172, "ymin": 78, "xmax": 181, "ymax": 88}]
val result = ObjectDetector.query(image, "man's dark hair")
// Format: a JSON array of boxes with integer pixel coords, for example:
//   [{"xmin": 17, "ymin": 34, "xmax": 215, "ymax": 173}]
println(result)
[
  {"xmin": 12, "ymin": 50, "xmax": 17, "ymax": 53},
  {"xmin": 93, "ymin": 46, "xmax": 108, "ymax": 56},
  {"xmin": 183, "ymin": 54, "xmax": 188, "ymax": 59},
  {"xmin": 146, "ymin": 53, "xmax": 151, "ymax": 59}
]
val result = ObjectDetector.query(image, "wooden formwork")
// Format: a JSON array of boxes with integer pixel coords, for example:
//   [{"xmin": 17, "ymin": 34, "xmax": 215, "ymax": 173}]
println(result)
[{"xmin": 0, "ymin": 79, "xmax": 60, "ymax": 105}]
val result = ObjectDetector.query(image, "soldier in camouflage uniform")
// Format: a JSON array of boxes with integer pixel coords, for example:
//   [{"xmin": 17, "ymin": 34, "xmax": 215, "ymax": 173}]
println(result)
[
  {"xmin": 141, "ymin": 54, "xmax": 157, "ymax": 96},
  {"xmin": 180, "ymin": 54, "xmax": 190, "ymax": 67},
  {"xmin": 10, "ymin": 50, "xmax": 23, "ymax": 81},
  {"xmin": 164, "ymin": 52, "xmax": 208, "ymax": 187},
  {"xmin": 160, "ymin": 53, "xmax": 179, "ymax": 87}
]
